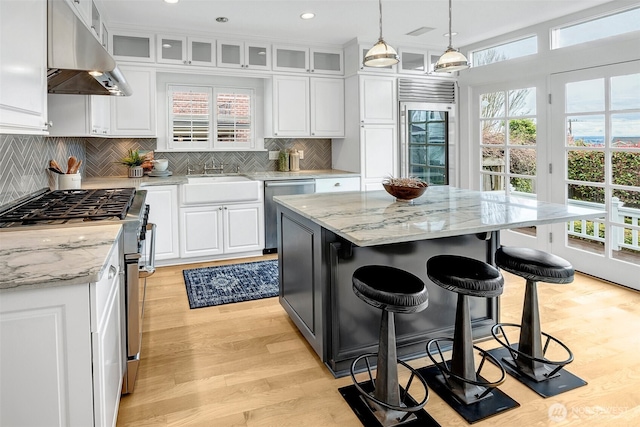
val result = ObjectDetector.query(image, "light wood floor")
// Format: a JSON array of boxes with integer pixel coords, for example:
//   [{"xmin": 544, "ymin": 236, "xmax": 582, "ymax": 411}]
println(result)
[{"xmin": 117, "ymin": 255, "xmax": 640, "ymax": 427}]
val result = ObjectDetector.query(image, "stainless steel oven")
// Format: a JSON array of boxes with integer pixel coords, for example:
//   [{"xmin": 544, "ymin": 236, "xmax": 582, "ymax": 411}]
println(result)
[{"xmin": 0, "ymin": 187, "xmax": 156, "ymax": 394}]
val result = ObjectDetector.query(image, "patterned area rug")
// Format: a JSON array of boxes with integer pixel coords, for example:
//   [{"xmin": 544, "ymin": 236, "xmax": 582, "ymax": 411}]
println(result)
[{"xmin": 183, "ymin": 260, "xmax": 279, "ymax": 309}]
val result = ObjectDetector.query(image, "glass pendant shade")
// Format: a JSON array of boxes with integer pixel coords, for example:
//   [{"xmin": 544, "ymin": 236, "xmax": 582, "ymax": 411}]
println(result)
[
  {"xmin": 434, "ymin": 47, "xmax": 470, "ymax": 72},
  {"xmin": 364, "ymin": 39, "xmax": 399, "ymax": 67}
]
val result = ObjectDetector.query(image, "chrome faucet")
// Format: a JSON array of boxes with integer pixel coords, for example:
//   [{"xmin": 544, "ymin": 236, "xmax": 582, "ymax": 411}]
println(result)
[{"xmin": 204, "ymin": 159, "xmax": 225, "ymax": 174}]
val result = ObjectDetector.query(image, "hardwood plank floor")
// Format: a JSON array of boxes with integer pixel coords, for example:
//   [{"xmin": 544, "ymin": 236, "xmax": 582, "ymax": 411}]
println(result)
[{"xmin": 117, "ymin": 255, "xmax": 640, "ymax": 426}]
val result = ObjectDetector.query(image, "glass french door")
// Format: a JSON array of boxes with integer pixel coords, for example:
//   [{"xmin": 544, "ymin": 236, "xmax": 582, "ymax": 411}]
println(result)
[{"xmin": 550, "ymin": 61, "xmax": 640, "ymax": 289}]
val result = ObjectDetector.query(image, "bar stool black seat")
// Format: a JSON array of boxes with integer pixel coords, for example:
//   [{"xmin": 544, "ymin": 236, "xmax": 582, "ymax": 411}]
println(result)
[
  {"xmin": 417, "ymin": 255, "xmax": 519, "ymax": 424},
  {"xmin": 488, "ymin": 246, "xmax": 587, "ymax": 397},
  {"xmin": 339, "ymin": 265, "xmax": 439, "ymax": 427}
]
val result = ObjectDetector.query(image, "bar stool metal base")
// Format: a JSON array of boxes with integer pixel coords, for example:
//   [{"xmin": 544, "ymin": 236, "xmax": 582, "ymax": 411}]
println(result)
[
  {"xmin": 339, "ymin": 382, "xmax": 441, "ymax": 427},
  {"xmin": 487, "ymin": 345, "xmax": 587, "ymax": 398},
  {"xmin": 417, "ymin": 365, "xmax": 520, "ymax": 424}
]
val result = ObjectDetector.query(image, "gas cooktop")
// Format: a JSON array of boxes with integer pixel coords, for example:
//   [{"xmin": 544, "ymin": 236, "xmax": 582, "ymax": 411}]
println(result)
[{"xmin": 0, "ymin": 188, "xmax": 136, "ymax": 228}]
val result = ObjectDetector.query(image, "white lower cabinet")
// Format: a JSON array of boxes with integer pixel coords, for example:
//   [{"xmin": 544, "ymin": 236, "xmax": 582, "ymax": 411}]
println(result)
[
  {"xmin": 144, "ymin": 185, "xmax": 179, "ymax": 261},
  {"xmin": 180, "ymin": 202, "xmax": 264, "ymax": 258},
  {"xmin": 315, "ymin": 176, "xmax": 360, "ymax": 193},
  {"xmin": 0, "ymin": 242, "xmax": 123, "ymax": 427}
]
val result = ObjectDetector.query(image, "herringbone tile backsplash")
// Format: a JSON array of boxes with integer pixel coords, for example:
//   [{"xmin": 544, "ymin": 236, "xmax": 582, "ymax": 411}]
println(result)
[
  {"xmin": 1, "ymin": 135, "xmax": 332, "ymax": 206},
  {"xmin": 0, "ymin": 135, "xmax": 85, "ymax": 206},
  {"xmin": 85, "ymin": 138, "xmax": 332, "ymax": 177}
]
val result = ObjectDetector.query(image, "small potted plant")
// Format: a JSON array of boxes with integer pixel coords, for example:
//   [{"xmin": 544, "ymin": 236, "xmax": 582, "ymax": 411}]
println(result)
[{"xmin": 119, "ymin": 149, "xmax": 145, "ymax": 178}]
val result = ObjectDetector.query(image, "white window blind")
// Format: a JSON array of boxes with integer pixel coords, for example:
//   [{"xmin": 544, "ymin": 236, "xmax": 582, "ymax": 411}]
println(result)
[
  {"xmin": 168, "ymin": 85, "xmax": 212, "ymax": 149},
  {"xmin": 214, "ymin": 88, "xmax": 254, "ymax": 149}
]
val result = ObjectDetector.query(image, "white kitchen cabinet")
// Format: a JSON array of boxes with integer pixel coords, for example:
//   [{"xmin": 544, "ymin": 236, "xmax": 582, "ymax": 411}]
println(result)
[
  {"xmin": 180, "ymin": 202, "xmax": 264, "ymax": 258},
  {"xmin": 180, "ymin": 205, "xmax": 224, "ymax": 257},
  {"xmin": 0, "ymin": 0, "xmax": 48, "ymax": 135},
  {"xmin": 398, "ymin": 48, "xmax": 429, "ymax": 75},
  {"xmin": 361, "ymin": 124, "xmax": 398, "ymax": 191},
  {"xmin": 360, "ymin": 75, "xmax": 397, "ymax": 124},
  {"xmin": 157, "ymin": 35, "xmax": 216, "ymax": 67},
  {"xmin": 332, "ymin": 75, "xmax": 398, "ymax": 191},
  {"xmin": 216, "ymin": 40, "xmax": 271, "ymax": 70},
  {"xmin": 273, "ymin": 45, "xmax": 343, "ymax": 75},
  {"xmin": 144, "ymin": 185, "xmax": 179, "ymax": 261},
  {"xmin": 269, "ymin": 76, "xmax": 344, "ymax": 138},
  {"xmin": 0, "ymin": 241, "xmax": 123, "ymax": 427},
  {"xmin": 315, "ymin": 176, "xmax": 360, "ymax": 193},
  {"xmin": 111, "ymin": 30, "xmax": 155, "ymax": 62},
  {"xmin": 111, "ymin": 66, "xmax": 156, "ymax": 137},
  {"xmin": 48, "ymin": 94, "xmax": 111, "ymax": 137}
]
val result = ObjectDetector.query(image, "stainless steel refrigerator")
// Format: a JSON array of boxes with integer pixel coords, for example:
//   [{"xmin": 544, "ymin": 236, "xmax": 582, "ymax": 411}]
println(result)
[{"xmin": 399, "ymin": 101, "xmax": 455, "ymax": 185}]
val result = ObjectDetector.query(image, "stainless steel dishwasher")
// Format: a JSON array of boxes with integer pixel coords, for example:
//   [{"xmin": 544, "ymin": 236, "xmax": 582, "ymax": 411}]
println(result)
[{"xmin": 264, "ymin": 179, "xmax": 315, "ymax": 253}]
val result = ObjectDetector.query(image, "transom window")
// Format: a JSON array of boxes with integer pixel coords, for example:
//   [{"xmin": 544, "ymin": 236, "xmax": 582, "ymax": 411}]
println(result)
[
  {"xmin": 470, "ymin": 36, "xmax": 537, "ymax": 68},
  {"xmin": 551, "ymin": 6, "xmax": 640, "ymax": 49}
]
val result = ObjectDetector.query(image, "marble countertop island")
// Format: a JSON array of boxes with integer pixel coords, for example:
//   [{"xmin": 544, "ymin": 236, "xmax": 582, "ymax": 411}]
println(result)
[
  {"xmin": 274, "ymin": 186, "xmax": 607, "ymax": 247},
  {"xmin": 0, "ymin": 224, "xmax": 122, "ymax": 290}
]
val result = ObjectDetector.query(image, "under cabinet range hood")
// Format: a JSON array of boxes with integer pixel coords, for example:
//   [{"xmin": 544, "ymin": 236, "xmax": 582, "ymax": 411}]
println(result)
[{"xmin": 47, "ymin": 0, "xmax": 131, "ymax": 96}]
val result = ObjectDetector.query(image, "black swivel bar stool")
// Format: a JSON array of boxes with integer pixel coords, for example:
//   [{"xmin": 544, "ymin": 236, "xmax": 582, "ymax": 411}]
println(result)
[
  {"xmin": 339, "ymin": 265, "xmax": 439, "ymax": 427},
  {"xmin": 417, "ymin": 255, "xmax": 519, "ymax": 424},
  {"xmin": 488, "ymin": 246, "xmax": 587, "ymax": 397}
]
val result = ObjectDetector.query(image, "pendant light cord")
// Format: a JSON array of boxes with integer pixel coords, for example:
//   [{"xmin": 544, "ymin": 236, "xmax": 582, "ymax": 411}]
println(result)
[
  {"xmin": 447, "ymin": 0, "xmax": 453, "ymax": 49},
  {"xmin": 378, "ymin": 0, "xmax": 383, "ymax": 41}
]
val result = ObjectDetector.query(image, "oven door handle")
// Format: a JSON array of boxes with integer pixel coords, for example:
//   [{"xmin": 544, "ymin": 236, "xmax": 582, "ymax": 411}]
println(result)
[{"xmin": 139, "ymin": 222, "xmax": 156, "ymax": 278}]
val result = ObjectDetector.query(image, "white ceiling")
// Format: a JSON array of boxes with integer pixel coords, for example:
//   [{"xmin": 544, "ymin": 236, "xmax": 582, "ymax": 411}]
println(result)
[{"xmin": 98, "ymin": 0, "xmax": 616, "ymax": 49}]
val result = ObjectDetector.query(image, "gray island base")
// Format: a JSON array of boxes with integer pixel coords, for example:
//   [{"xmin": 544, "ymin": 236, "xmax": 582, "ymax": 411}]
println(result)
[{"xmin": 274, "ymin": 186, "xmax": 605, "ymax": 377}]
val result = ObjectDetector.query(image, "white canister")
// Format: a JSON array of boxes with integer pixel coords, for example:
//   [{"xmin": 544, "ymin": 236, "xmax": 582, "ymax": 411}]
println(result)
[
  {"xmin": 289, "ymin": 150, "xmax": 300, "ymax": 171},
  {"xmin": 58, "ymin": 173, "xmax": 82, "ymax": 190}
]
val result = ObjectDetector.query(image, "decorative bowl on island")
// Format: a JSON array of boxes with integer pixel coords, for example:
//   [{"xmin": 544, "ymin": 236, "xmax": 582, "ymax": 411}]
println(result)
[{"xmin": 382, "ymin": 177, "xmax": 429, "ymax": 202}]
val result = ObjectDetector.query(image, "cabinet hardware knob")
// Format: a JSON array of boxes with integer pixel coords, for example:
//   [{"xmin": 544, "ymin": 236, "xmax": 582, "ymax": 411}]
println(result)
[
  {"xmin": 218, "ymin": 207, "xmax": 222, "ymax": 210},
  {"xmin": 46, "ymin": 121, "xmax": 53, "ymax": 128},
  {"xmin": 108, "ymin": 265, "xmax": 117, "ymax": 280},
  {"xmin": 188, "ymin": 60, "xmax": 191, "ymax": 64},
  {"xmin": 224, "ymin": 207, "xmax": 227, "ymax": 210},
  {"xmin": 335, "ymin": 183, "xmax": 341, "ymax": 186},
  {"xmin": 183, "ymin": 60, "xmax": 187, "ymax": 64}
]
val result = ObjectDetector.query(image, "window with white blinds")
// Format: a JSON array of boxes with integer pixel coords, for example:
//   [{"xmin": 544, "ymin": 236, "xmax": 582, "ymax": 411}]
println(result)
[
  {"xmin": 168, "ymin": 85, "xmax": 212, "ymax": 150},
  {"xmin": 167, "ymin": 85, "xmax": 255, "ymax": 150},
  {"xmin": 214, "ymin": 88, "xmax": 255, "ymax": 149}
]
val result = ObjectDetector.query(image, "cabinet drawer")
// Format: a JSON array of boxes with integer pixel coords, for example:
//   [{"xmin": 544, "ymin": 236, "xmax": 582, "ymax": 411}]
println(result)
[
  {"xmin": 315, "ymin": 177, "xmax": 360, "ymax": 193},
  {"xmin": 90, "ymin": 242, "xmax": 121, "ymax": 332}
]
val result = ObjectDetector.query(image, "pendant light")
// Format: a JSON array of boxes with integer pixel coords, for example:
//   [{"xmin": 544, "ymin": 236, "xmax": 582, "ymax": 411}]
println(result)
[
  {"xmin": 434, "ymin": 0, "xmax": 470, "ymax": 72},
  {"xmin": 363, "ymin": 0, "xmax": 399, "ymax": 67}
]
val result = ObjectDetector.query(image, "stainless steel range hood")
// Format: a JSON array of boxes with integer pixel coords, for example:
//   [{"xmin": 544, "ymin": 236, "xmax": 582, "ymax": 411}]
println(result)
[{"xmin": 47, "ymin": 0, "xmax": 131, "ymax": 96}]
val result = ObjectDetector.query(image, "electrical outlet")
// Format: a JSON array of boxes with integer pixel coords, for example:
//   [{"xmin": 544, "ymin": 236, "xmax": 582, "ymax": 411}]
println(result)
[
  {"xmin": 298, "ymin": 150, "xmax": 304, "ymax": 159},
  {"xmin": 268, "ymin": 151, "xmax": 279, "ymax": 160}
]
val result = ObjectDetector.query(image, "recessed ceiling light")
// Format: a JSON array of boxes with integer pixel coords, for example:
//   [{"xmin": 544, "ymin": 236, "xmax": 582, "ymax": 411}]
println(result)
[
  {"xmin": 216, "ymin": 17, "xmax": 228, "ymax": 23},
  {"xmin": 443, "ymin": 32, "xmax": 458, "ymax": 37},
  {"xmin": 164, "ymin": 0, "xmax": 179, "ymax": 4},
  {"xmin": 300, "ymin": 12, "xmax": 315, "ymax": 20}
]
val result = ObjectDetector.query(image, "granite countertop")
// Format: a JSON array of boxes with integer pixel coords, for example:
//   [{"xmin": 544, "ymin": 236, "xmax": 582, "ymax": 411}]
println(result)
[
  {"xmin": 82, "ymin": 169, "xmax": 359, "ymax": 189},
  {"xmin": 274, "ymin": 186, "xmax": 607, "ymax": 247},
  {"xmin": 0, "ymin": 224, "xmax": 122, "ymax": 290}
]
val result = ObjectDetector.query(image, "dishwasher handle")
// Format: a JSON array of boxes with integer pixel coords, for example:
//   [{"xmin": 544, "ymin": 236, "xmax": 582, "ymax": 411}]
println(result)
[{"xmin": 265, "ymin": 180, "xmax": 315, "ymax": 188}]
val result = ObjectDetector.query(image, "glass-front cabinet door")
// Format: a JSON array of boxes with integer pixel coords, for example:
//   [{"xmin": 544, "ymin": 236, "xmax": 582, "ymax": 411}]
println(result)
[
  {"xmin": 400, "ymin": 102, "xmax": 452, "ymax": 185},
  {"xmin": 398, "ymin": 49, "xmax": 427, "ymax": 75},
  {"xmin": 217, "ymin": 41, "xmax": 270, "ymax": 70},
  {"xmin": 311, "ymin": 49, "xmax": 343, "ymax": 75}
]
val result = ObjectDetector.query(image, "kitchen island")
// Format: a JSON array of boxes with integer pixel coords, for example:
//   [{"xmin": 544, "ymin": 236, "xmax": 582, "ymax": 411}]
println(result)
[{"xmin": 274, "ymin": 186, "xmax": 606, "ymax": 376}]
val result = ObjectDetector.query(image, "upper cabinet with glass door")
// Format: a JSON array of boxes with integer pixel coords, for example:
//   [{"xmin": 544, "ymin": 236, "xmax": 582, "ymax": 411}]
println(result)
[
  {"xmin": 273, "ymin": 45, "xmax": 343, "ymax": 75},
  {"xmin": 398, "ymin": 48, "xmax": 428, "ymax": 75},
  {"xmin": 216, "ymin": 40, "xmax": 271, "ymax": 71},
  {"xmin": 157, "ymin": 35, "xmax": 215, "ymax": 67},
  {"xmin": 111, "ymin": 30, "xmax": 155, "ymax": 62}
]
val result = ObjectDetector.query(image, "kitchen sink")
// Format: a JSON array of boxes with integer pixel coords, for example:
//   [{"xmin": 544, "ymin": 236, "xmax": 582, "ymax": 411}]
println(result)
[
  {"xmin": 186, "ymin": 175, "xmax": 252, "ymax": 184},
  {"xmin": 182, "ymin": 175, "xmax": 261, "ymax": 204}
]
